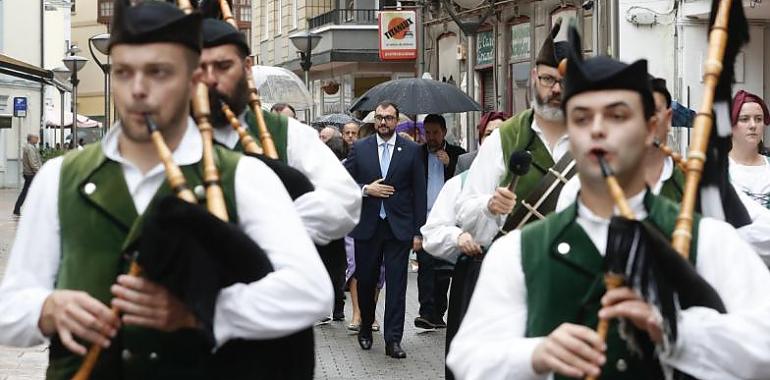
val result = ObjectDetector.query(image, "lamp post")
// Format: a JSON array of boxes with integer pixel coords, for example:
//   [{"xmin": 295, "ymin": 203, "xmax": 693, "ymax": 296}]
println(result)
[
  {"xmin": 289, "ymin": 31, "xmax": 321, "ymax": 122},
  {"xmin": 62, "ymin": 47, "xmax": 88, "ymax": 150},
  {"xmin": 52, "ymin": 66, "xmax": 71, "ymax": 150},
  {"xmin": 89, "ymin": 33, "xmax": 111, "ymax": 135}
]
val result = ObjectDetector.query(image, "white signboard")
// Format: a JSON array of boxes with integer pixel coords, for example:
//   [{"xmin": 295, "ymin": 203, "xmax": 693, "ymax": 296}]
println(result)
[{"xmin": 379, "ymin": 11, "xmax": 417, "ymax": 61}]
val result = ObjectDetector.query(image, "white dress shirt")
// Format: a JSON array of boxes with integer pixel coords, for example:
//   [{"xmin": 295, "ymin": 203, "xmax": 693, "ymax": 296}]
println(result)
[
  {"xmin": 556, "ymin": 157, "xmax": 770, "ymax": 257},
  {"xmin": 421, "ymin": 174, "xmax": 465, "ymax": 264},
  {"xmin": 447, "ymin": 190, "xmax": 770, "ymax": 380},
  {"xmin": 0, "ymin": 119, "xmax": 333, "ymax": 348},
  {"xmin": 457, "ymin": 121, "xmax": 569, "ymax": 247},
  {"xmin": 213, "ymin": 112, "xmax": 362, "ymax": 245}
]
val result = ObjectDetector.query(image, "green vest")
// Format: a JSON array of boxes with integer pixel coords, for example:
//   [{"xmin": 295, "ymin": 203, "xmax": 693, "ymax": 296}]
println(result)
[
  {"xmin": 498, "ymin": 109, "xmax": 555, "ymax": 201},
  {"xmin": 236, "ymin": 109, "xmax": 289, "ymax": 163},
  {"xmin": 659, "ymin": 166, "xmax": 685, "ymax": 203},
  {"xmin": 520, "ymin": 193, "xmax": 700, "ymax": 379},
  {"xmin": 48, "ymin": 144, "xmax": 241, "ymax": 380}
]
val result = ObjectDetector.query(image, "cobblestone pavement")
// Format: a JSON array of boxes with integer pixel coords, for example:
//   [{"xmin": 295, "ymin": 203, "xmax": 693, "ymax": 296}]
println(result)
[{"xmin": 0, "ymin": 188, "xmax": 447, "ymax": 379}]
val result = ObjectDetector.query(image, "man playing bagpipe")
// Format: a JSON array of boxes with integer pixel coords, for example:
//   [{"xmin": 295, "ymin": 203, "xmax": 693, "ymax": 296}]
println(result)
[
  {"xmin": 0, "ymin": 1, "xmax": 332, "ymax": 379},
  {"xmin": 447, "ymin": 27, "xmax": 770, "ymax": 380}
]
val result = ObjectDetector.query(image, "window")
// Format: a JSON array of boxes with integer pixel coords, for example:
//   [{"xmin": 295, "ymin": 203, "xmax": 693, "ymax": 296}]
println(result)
[
  {"xmin": 236, "ymin": 0, "xmax": 251, "ymax": 23},
  {"xmin": 0, "ymin": 96, "xmax": 8, "ymax": 113},
  {"xmin": 97, "ymin": 0, "xmax": 113, "ymax": 25}
]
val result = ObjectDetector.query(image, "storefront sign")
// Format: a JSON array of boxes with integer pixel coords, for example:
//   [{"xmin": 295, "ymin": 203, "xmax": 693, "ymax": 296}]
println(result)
[
  {"xmin": 476, "ymin": 31, "xmax": 494, "ymax": 67},
  {"xmin": 510, "ymin": 23, "xmax": 530, "ymax": 61},
  {"xmin": 379, "ymin": 11, "xmax": 417, "ymax": 61}
]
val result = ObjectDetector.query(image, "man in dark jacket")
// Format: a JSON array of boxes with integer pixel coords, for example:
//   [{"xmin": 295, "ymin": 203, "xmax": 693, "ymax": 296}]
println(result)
[{"xmin": 415, "ymin": 114, "xmax": 466, "ymax": 329}]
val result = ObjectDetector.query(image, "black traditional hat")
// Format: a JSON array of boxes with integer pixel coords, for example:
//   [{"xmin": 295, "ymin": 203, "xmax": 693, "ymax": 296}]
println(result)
[
  {"xmin": 561, "ymin": 26, "xmax": 654, "ymax": 118},
  {"xmin": 201, "ymin": 19, "xmax": 251, "ymax": 56},
  {"xmin": 108, "ymin": 0, "xmax": 203, "ymax": 54},
  {"xmin": 535, "ymin": 18, "xmax": 570, "ymax": 68}
]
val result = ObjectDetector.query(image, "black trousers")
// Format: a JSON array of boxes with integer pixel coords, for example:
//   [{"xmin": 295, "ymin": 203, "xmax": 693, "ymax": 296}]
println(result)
[
  {"xmin": 417, "ymin": 249, "xmax": 453, "ymax": 321},
  {"xmin": 318, "ymin": 238, "xmax": 347, "ymax": 316},
  {"xmin": 13, "ymin": 174, "xmax": 34, "ymax": 215},
  {"xmin": 354, "ymin": 218, "xmax": 410, "ymax": 344}
]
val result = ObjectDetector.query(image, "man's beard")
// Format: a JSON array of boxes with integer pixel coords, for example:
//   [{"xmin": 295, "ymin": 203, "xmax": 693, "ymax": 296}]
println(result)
[
  {"xmin": 531, "ymin": 84, "xmax": 564, "ymax": 122},
  {"xmin": 208, "ymin": 76, "xmax": 251, "ymax": 129}
]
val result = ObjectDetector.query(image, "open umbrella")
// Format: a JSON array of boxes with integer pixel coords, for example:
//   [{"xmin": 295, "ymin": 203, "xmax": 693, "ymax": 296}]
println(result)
[
  {"xmin": 349, "ymin": 78, "xmax": 481, "ymax": 115},
  {"xmin": 251, "ymin": 65, "xmax": 313, "ymax": 110},
  {"xmin": 311, "ymin": 113, "xmax": 360, "ymax": 129}
]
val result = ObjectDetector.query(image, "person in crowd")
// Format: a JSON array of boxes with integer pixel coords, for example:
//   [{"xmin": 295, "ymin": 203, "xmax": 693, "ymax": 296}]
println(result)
[
  {"xmin": 342, "ymin": 121, "xmax": 360, "ymax": 148},
  {"xmin": 271, "ymin": 102, "xmax": 296, "ymax": 118},
  {"xmin": 319, "ymin": 125, "xmax": 340, "ymax": 144},
  {"xmin": 448, "ymin": 35, "xmax": 770, "ymax": 380},
  {"xmin": 0, "ymin": 3, "xmax": 332, "ymax": 378},
  {"xmin": 344, "ymin": 101, "xmax": 426, "ymax": 359},
  {"xmin": 13, "ymin": 134, "xmax": 42, "ymax": 216},
  {"xmin": 414, "ymin": 114, "xmax": 466, "ymax": 330},
  {"xmin": 454, "ymin": 112, "xmax": 508, "ymax": 176},
  {"xmin": 729, "ymin": 90, "xmax": 770, "ymax": 209}
]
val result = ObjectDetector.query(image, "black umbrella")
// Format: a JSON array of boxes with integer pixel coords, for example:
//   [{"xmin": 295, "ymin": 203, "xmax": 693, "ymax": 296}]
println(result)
[
  {"xmin": 310, "ymin": 113, "xmax": 359, "ymax": 129},
  {"xmin": 349, "ymin": 78, "xmax": 481, "ymax": 115}
]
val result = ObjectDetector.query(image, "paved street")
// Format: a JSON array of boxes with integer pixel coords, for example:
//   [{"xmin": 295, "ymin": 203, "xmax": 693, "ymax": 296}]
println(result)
[{"xmin": 0, "ymin": 188, "xmax": 446, "ymax": 379}]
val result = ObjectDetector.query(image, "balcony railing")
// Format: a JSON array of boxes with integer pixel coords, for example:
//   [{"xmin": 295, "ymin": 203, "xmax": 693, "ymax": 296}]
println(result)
[{"xmin": 308, "ymin": 9, "xmax": 378, "ymax": 29}]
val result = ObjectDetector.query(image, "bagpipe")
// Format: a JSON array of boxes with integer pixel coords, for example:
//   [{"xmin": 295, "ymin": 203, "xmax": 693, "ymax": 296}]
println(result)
[{"xmin": 72, "ymin": 1, "xmax": 314, "ymax": 379}]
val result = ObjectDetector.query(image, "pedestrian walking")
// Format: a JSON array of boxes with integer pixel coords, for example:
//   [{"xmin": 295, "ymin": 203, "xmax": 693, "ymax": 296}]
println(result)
[
  {"xmin": 344, "ymin": 101, "xmax": 427, "ymax": 359},
  {"xmin": 12, "ymin": 134, "xmax": 42, "ymax": 216},
  {"xmin": 729, "ymin": 90, "xmax": 770, "ymax": 209}
]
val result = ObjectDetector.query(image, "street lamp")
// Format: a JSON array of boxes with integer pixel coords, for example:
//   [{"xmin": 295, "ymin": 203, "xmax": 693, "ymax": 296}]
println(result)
[
  {"xmin": 52, "ymin": 66, "xmax": 71, "ymax": 150},
  {"xmin": 289, "ymin": 31, "xmax": 322, "ymax": 121},
  {"xmin": 62, "ymin": 49, "xmax": 87, "ymax": 150},
  {"xmin": 89, "ymin": 33, "xmax": 111, "ymax": 135}
]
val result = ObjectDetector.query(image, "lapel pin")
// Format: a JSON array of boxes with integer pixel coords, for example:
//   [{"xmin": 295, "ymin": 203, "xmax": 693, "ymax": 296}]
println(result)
[
  {"xmin": 557, "ymin": 242, "xmax": 571, "ymax": 255},
  {"xmin": 397, "ymin": 147, "xmax": 402, "ymax": 152}
]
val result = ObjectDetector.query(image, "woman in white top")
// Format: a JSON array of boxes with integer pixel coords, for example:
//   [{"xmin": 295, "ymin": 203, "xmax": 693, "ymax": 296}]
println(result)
[{"xmin": 729, "ymin": 90, "xmax": 770, "ymax": 209}]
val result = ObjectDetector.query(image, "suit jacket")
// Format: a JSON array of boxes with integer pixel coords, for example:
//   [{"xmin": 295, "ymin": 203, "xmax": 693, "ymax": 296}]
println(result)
[
  {"xmin": 454, "ymin": 151, "xmax": 477, "ymax": 176},
  {"xmin": 345, "ymin": 134, "xmax": 427, "ymax": 241},
  {"xmin": 422, "ymin": 142, "xmax": 466, "ymax": 182}
]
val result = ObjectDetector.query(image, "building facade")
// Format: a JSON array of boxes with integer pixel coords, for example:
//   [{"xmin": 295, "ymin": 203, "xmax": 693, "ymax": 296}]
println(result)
[
  {"xmin": 253, "ymin": 0, "xmax": 418, "ymax": 122},
  {"xmin": 0, "ymin": 0, "xmax": 69, "ymax": 188}
]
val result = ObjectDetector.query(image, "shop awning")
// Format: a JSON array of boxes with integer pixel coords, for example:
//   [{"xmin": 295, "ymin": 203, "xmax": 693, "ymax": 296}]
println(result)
[{"xmin": 0, "ymin": 53, "xmax": 70, "ymax": 92}]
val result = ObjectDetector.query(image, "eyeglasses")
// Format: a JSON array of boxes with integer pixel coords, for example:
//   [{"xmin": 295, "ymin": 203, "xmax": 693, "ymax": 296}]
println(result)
[
  {"xmin": 374, "ymin": 115, "xmax": 397, "ymax": 123},
  {"xmin": 538, "ymin": 75, "xmax": 562, "ymax": 88}
]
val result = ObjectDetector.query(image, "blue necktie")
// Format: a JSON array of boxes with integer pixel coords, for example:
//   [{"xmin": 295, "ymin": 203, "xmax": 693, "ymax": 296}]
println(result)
[{"xmin": 379, "ymin": 142, "xmax": 390, "ymax": 219}]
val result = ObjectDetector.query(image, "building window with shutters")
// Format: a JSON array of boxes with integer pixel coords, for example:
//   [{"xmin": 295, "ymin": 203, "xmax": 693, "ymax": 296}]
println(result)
[
  {"xmin": 97, "ymin": 0, "xmax": 113, "ymax": 25},
  {"xmin": 508, "ymin": 16, "xmax": 531, "ymax": 115}
]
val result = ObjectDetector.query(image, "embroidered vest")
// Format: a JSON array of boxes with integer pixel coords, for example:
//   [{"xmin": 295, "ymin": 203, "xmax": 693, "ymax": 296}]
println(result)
[
  {"xmin": 520, "ymin": 193, "xmax": 700, "ymax": 379},
  {"xmin": 48, "ymin": 144, "xmax": 241, "ymax": 380}
]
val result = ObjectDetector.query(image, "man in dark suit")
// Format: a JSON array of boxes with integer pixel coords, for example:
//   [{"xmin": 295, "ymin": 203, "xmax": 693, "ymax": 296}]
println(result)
[
  {"xmin": 345, "ymin": 101, "xmax": 427, "ymax": 359},
  {"xmin": 415, "ymin": 114, "xmax": 466, "ymax": 329}
]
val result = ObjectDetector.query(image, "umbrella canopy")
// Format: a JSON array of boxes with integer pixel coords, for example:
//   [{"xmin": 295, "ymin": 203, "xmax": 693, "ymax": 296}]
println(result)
[
  {"xmin": 45, "ymin": 110, "xmax": 101, "ymax": 128},
  {"xmin": 251, "ymin": 65, "xmax": 313, "ymax": 110},
  {"xmin": 349, "ymin": 78, "xmax": 481, "ymax": 115},
  {"xmin": 311, "ymin": 113, "xmax": 360, "ymax": 129}
]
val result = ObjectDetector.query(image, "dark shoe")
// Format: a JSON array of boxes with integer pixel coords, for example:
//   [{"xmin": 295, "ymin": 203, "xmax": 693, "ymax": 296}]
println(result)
[
  {"xmin": 315, "ymin": 317, "xmax": 332, "ymax": 326},
  {"xmin": 332, "ymin": 312, "xmax": 345, "ymax": 321},
  {"xmin": 357, "ymin": 331, "xmax": 373, "ymax": 350},
  {"xmin": 430, "ymin": 317, "xmax": 447, "ymax": 329},
  {"xmin": 385, "ymin": 342, "xmax": 407, "ymax": 359},
  {"xmin": 414, "ymin": 316, "xmax": 436, "ymax": 330}
]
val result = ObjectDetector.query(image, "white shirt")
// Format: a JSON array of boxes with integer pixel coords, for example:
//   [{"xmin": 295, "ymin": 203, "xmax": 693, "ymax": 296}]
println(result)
[
  {"xmin": 457, "ymin": 121, "xmax": 569, "ymax": 247},
  {"xmin": 213, "ymin": 112, "xmax": 362, "ymax": 245},
  {"xmin": 447, "ymin": 191, "xmax": 770, "ymax": 380},
  {"xmin": 728, "ymin": 156, "xmax": 770, "ymax": 209},
  {"xmin": 557, "ymin": 157, "xmax": 770, "ymax": 257},
  {"xmin": 421, "ymin": 175, "xmax": 465, "ymax": 264},
  {"xmin": 0, "ymin": 120, "xmax": 333, "ymax": 348}
]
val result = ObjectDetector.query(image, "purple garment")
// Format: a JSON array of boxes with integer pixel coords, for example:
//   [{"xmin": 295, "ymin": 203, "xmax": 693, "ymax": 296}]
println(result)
[{"xmin": 345, "ymin": 235, "xmax": 385, "ymax": 289}]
